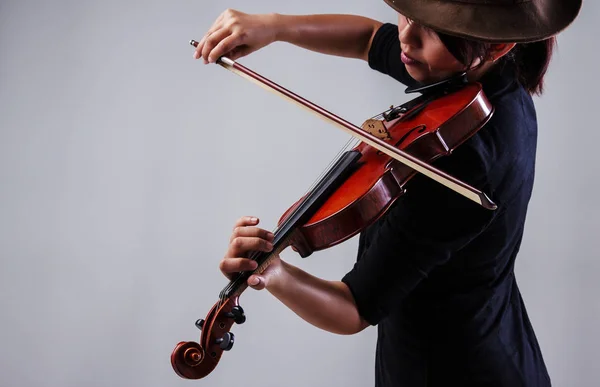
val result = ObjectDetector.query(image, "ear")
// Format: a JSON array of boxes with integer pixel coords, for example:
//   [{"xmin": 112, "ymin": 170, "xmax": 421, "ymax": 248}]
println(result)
[{"xmin": 489, "ymin": 43, "xmax": 516, "ymax": 62}]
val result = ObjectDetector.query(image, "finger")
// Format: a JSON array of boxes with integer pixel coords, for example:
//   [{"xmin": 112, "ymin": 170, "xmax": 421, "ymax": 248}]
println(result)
[
  {"xmin": 227, "ymin": 236, "xmax": 273, "ymax": 257},
  {"xmin": 232, "ymin": 216, "xmax": 260, "ymax": 229},
  {"xmin": 219, "ymin": 257, "xmax": 258, "ymax": 274},
  {"xmin": 198, "ymin": 10, "xmax": 227, "ymax": 45},
  {"xmin": 201, "ymin": 27, "xmax": 231, "ymax": 63},
  {"xmin": 196, "ymin": 27, "xmax": 228, "ymax": 62},
  {"xmin": 248, "ymin": 274, "xmax": 266, "ymax": 290},
  {"xmin": 208, "ymin": 33, "xmax": 244, "ymax": 63},
  {"xmin": 195, "ymin": 15, "xmax": 226, "ymax": 59},
  {"xmin": 230, "ymin": 225, "xmax": 274, "ymax": 243}
]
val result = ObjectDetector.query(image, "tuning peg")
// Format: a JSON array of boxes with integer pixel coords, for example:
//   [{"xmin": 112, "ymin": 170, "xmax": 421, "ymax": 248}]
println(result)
[
  {"xmin": 215, "ymin": 332, "xmax": 235, "ymax": 351},
  {"xmin": 195, "ymin": 319, "xmax": 204, "ymax": 330},
  {"xmin": 225, "ymin": 306, "xmax": 246, "ymax": 324}
]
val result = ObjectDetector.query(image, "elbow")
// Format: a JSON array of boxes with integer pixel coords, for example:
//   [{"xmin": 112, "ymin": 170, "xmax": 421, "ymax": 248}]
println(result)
[
  {"xmin": 350, "ymin": 318, "xmax": 371, "ymax": 335},
  {"xmin": 333, "ymin": 307, "xmax": 371, "ymax": 335},
  {"xmin": 337, "ymin": 317, "xmax": 370, "ymax": 335},
  {"xmin": 332, "ymin": 280, "xmax": 372, "ymax": 334},
  {"xmin": 357, "ymin": 317, "xmax": 370, "ymax": 332}
]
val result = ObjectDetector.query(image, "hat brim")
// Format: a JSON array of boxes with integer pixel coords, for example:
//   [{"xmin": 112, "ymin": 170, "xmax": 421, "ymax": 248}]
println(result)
[{"xmin": 383, "ymin": 0, "xmax": 583, "ymax": 42}]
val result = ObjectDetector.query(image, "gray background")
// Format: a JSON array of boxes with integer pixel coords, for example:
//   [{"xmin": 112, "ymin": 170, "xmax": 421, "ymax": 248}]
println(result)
[{"xmin": 1, "ymin": 0, "xmax": 598, "ymax": 386}]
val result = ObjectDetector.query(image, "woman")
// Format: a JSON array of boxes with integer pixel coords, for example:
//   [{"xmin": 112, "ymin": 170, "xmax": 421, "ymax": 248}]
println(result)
[{"xmin": 193, "ymin": 1, "xmax": 581, "ymax": 386}]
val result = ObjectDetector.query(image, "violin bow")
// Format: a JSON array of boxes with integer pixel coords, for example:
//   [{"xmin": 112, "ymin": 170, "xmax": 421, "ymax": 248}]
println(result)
[{"xmin": 190, "ymin": 40, "xmax": 497, "ymax": 211}]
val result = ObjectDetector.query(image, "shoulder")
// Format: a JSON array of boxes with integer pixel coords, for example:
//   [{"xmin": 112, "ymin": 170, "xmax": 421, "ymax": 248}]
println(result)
[
  {"xmin": 472, "ymin": 72, "xmax": 539, "ymax": 207},
  {"xmin": 383, "ymin": 77, "xmax": 538, "ymax": 242},
  {"xmin": 463, "ymin": 86, "xmax": 535, "ymax": 175}
]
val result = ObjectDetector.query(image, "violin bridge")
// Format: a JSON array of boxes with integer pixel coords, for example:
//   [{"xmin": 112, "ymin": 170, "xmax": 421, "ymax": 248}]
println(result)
[{"xmin": 361, "ymin": 119, "xmax": 391, "ymax": 141}]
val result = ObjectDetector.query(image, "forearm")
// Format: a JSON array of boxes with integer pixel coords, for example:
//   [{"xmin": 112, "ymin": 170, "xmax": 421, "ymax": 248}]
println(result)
[
  {"xmin": 265, "ymin": 259, "xmax": 370, "ymax": 335},
  {"xmin": 273, "ymin": 14, "xmax": 382, "ymax": 60}
]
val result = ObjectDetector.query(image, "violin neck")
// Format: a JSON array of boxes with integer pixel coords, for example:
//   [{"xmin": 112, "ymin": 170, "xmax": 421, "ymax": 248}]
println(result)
[{"xmin": 221, "ymin": 149, "xmax": 363, "ymax": 298}]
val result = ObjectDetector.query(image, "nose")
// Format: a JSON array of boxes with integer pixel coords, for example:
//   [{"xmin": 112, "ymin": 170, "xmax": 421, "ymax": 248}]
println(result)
[{"xmin": 398, "ymin": 21, "xmax": 421, "ymax": 48}]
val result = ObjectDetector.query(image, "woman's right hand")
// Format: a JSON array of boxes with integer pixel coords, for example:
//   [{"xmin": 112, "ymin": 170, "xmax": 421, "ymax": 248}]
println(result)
[{"xmin": 194, "ymin": 9, "xmax": 280, "ymax": 63}]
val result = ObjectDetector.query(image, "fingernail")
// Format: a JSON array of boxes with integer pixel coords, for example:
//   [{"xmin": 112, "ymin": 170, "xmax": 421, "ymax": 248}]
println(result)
[
  {"xmin": 249, "ymin": 276, "xmax": 259, "ymax": 286},
  {"xmin": 266, "ymin": 242, "xmax": 273, "ymax": 251},
  {"xmin": 250, "ymin": 217, "xmax": 258, "ymax": 223},
  {"xmin": 267, "ymin": 232, "xmax": 274, "ymax": 240},
  {"xmin": 250, "ymin": 260, "xmax": 258, "ymax": 269}
]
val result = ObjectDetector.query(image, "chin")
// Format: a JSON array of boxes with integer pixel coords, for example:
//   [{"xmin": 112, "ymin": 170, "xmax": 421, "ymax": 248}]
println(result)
[
  {"xmin": 405, "ymin": 67, "xmax": 429, "ymax": 84},
  {"xmin": 407, "ymin": 68, "xmax": 450, "ymax": 85}
]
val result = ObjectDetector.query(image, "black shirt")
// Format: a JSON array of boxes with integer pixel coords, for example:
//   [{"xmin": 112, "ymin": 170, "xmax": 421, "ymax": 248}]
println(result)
[{"xmin": 341, "ymin": 23, "xmax": 551, "ymax": 386}]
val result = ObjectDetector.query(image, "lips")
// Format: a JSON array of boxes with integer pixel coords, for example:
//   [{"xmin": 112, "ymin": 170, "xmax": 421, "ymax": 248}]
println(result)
[{"xmin": 401, "ymin": 51, "xmax": 420, "ymax": 65}]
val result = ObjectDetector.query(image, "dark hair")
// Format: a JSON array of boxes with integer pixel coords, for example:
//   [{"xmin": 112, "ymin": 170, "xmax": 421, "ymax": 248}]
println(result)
[{"xmin": 437, "ymin": 32, "xmax": 556, "ymax": 96}]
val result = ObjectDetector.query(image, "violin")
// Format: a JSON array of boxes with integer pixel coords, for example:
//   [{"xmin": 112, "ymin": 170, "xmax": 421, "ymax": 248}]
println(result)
[{"xmin": 170, "ymin": 39, "xmax": 497, "ymax": 380}]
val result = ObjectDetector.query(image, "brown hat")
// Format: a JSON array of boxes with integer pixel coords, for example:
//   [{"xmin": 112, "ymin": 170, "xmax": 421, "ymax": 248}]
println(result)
[{"xmin": 383, "ymin": 0, "xmax": 583, "ymax": 42}]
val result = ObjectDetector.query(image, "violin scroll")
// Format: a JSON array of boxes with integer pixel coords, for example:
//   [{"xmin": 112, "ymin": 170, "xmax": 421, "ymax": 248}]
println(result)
[
  {"xmin": 171, "ymin": 296, "xmax": 245, "ymax": 379},
  {"xmin": 171, "ymin": 341, "xmax": 205, "ymax": 378}
]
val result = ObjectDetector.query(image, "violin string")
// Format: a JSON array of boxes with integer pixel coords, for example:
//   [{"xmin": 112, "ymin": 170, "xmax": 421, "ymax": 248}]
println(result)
[
  {"xmin": 219, "ymin": 137, "xmax": 354, "ymax": 299},
  {"xmin": 268, "ymin": 135, "xmax": 357, "ymax": 236},
  {"xmin": 219, "ymin": 110, "xmax": 391, "ymax": 300},
  {"xmin": 307, "ymin": 113, "xmax": 391, "ymax": 192},
  {"xmin": 261, "ymin": 109, "xmax": 391, "ymax": 244},
  {"xmin": 265, "ymin": 108, "xmax": 391, "ymax": 241},
  {"xmin": 220, "ymin": 109, "xmax": 392, "ymax": 299},
  {"xmin": 219, "ymin": 135, "xmax": 361, "ymax": 300}
]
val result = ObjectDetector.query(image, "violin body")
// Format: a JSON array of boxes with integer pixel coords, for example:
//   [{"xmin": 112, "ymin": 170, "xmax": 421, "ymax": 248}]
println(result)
[
  {"xmin": 283, "ymin": 82, "xmax": 493, "ymax": 257},
  {"xmin": 170, "ymin": 78, "xmax": 493, "ymax": 380}
]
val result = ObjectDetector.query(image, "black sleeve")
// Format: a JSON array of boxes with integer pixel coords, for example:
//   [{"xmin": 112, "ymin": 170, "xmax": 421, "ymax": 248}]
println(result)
[
  {"xmin": 368, "ymin": 23, "xmax": 420, "ymax": 88},
  {"xmin": 341, "ymin": 140, "xmax": 497, "ymax": 325}
]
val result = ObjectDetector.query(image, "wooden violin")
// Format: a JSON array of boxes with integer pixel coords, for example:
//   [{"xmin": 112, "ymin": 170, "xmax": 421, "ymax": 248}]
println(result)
[{"xmin": 170, "ymin": 39, "xmax": 496, "ymax": 380}]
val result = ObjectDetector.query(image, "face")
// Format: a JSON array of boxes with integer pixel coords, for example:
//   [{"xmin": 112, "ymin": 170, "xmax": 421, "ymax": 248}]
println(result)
[{"xmin": 396, "ymin": 14, "xmax": 468, "ymax": 84}]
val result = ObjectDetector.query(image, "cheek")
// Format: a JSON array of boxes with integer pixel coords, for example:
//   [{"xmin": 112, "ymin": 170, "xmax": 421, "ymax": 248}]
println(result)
[
  {"xmin": 424, "ymin": 42, "xmax": 464, "ymax": 72},
  {"xmin": 406, "ymin": 40, "xmax": 466, "ymax": 83},
  {"xmin": 429, "ymin": 51, "xmax": 464, "ymax": 71},
  {"xmin": 397, "ymin": 13, "xmax": 407, "ymax": 29}
]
